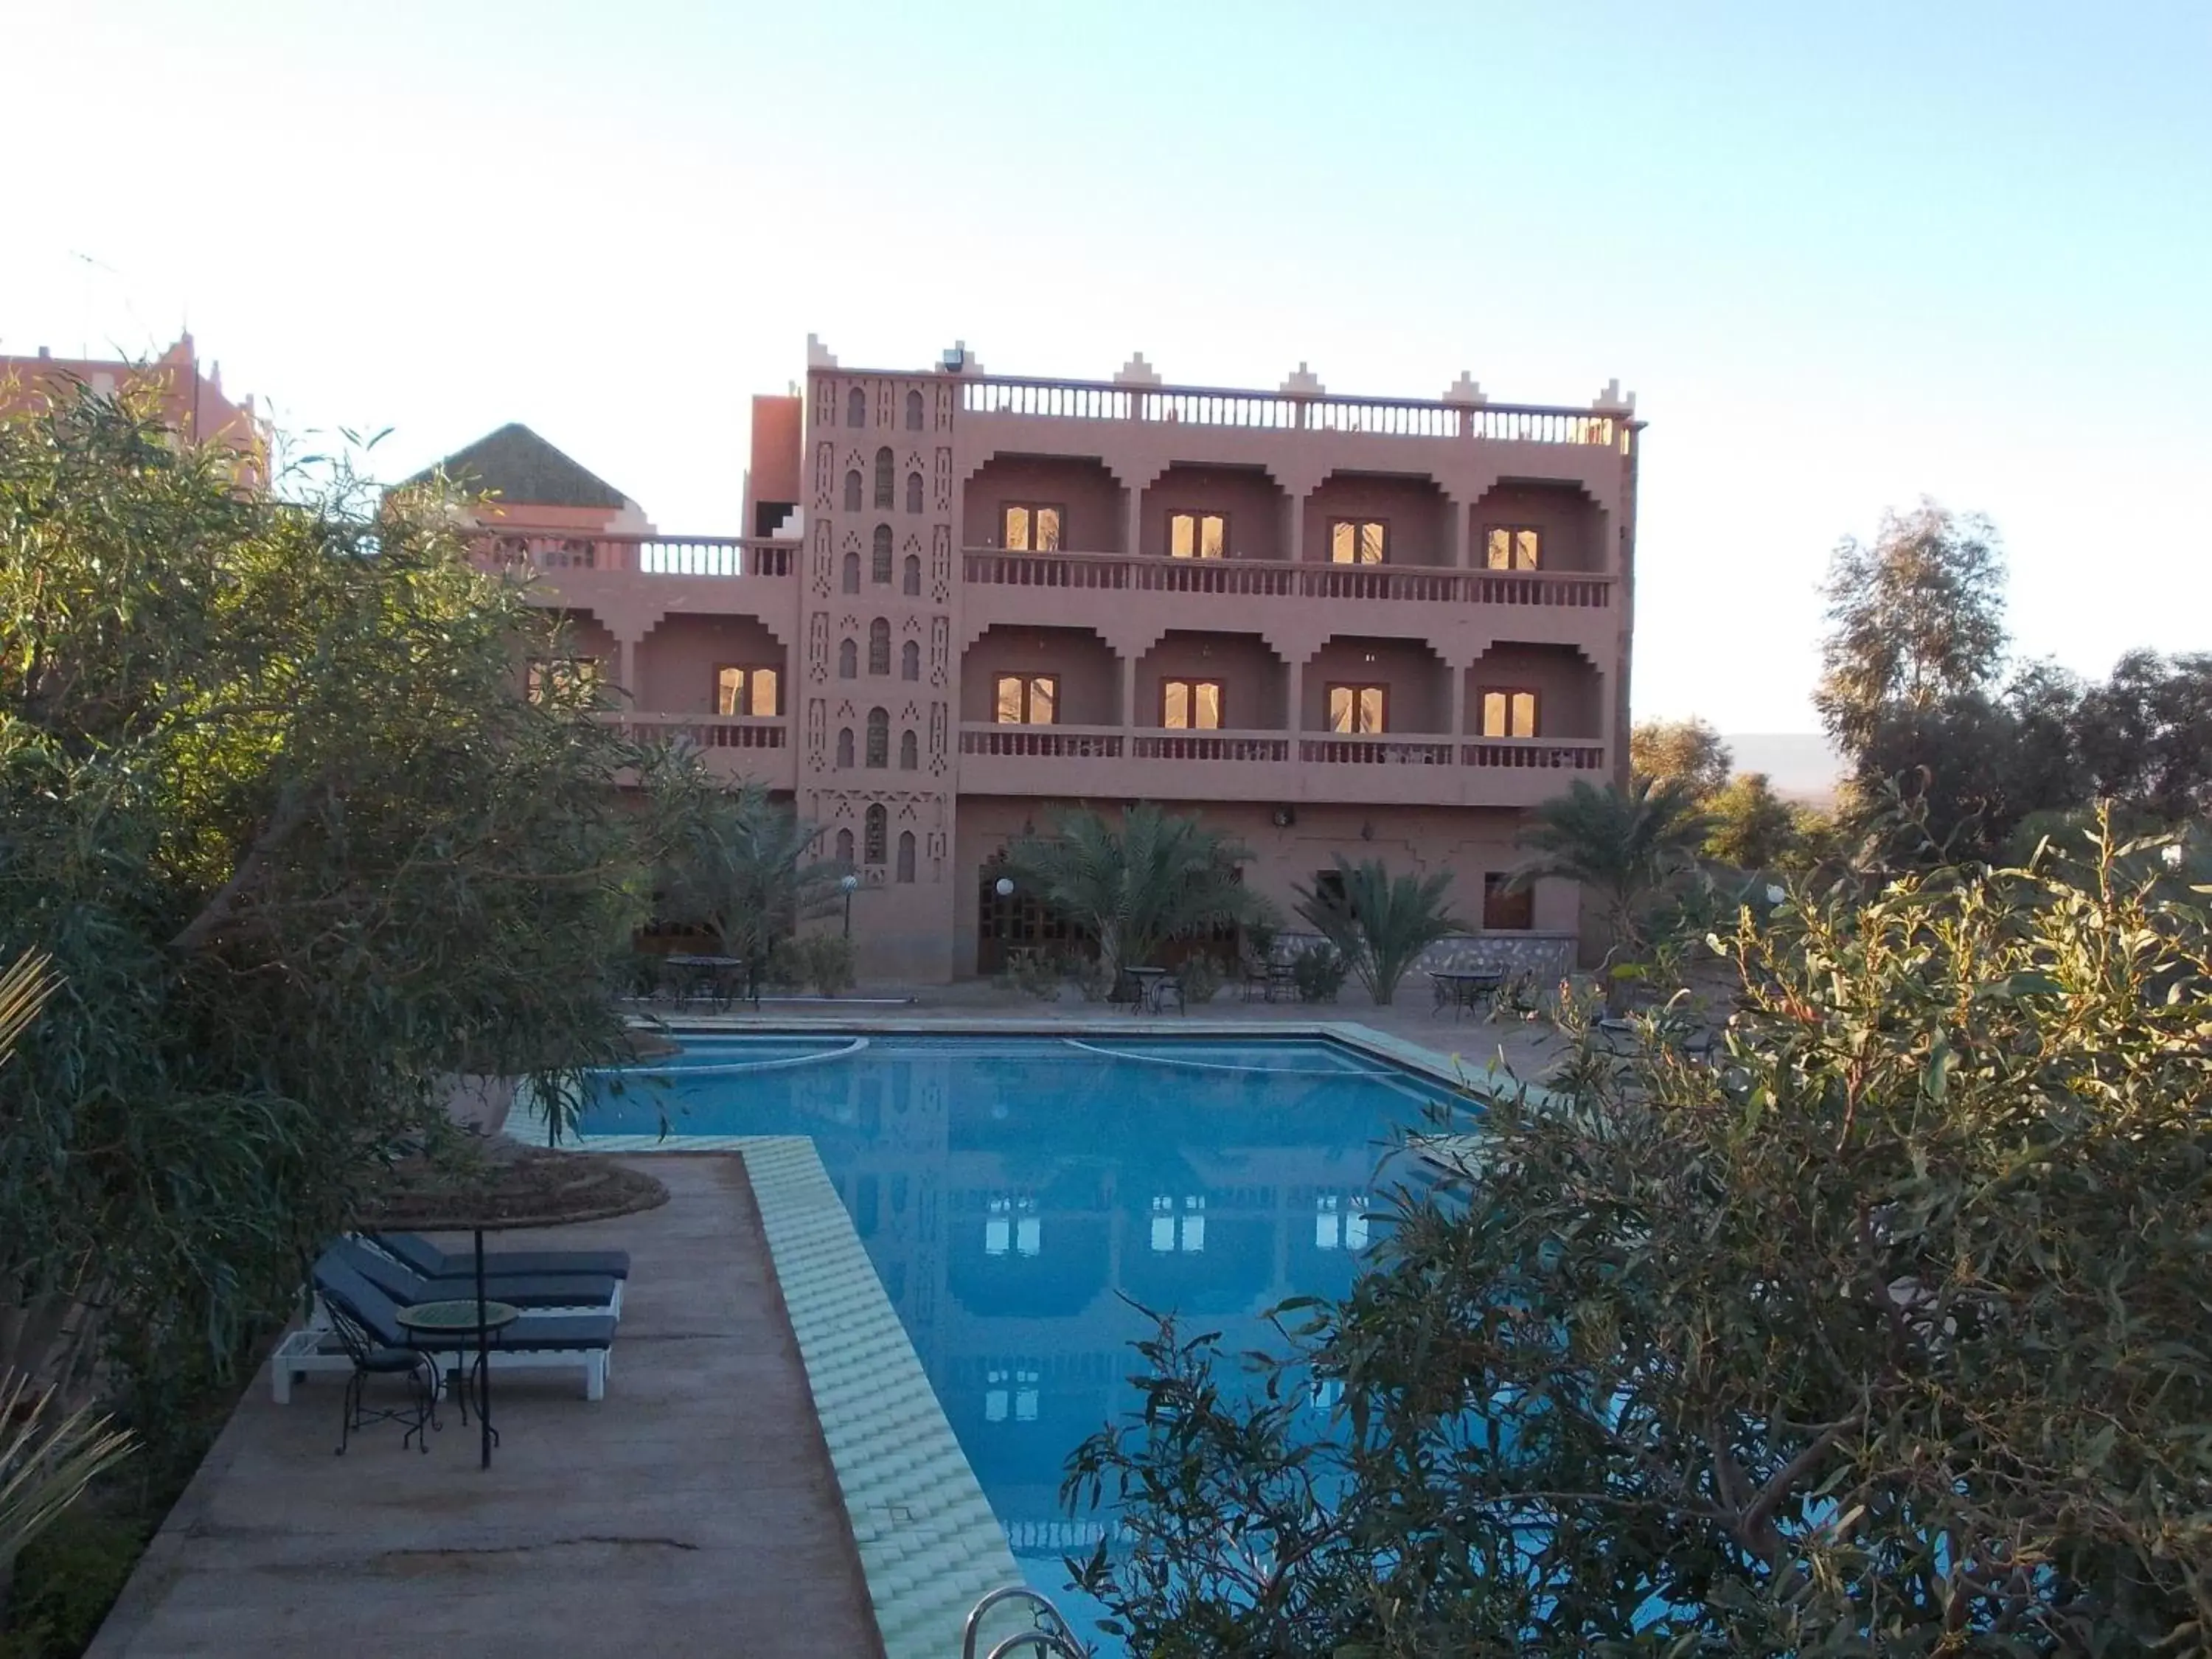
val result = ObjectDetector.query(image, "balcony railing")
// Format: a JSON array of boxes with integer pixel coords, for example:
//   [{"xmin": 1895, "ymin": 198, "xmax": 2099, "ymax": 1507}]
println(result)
[
  {"xmin": 961, "ymin": 375, "xmax": 1634, "ymax": 451},
  {"xmin": 1299, "ymin": 737, "xmax": 1457, "ymax": 766},
  {"xmin": 478, "ymin": 533, "xmax": 796, "ymax": 577},
  {"xmin": 613, "ymin": 714, "xmax": 789, "ymax": 749},
  {"xmin": 1462, "ymin": 738, "xmax": 1607, "ymax": 770},
  {"xmin": 962, "ymin": 549, "xmax": 1610, "ymax": 606},
  {"xmin": 1130, "ymin": 732, "xmax": 1292, "ymax": 762},
  {"xmin": 960, "ymin": 726, "xmax": 1124, "ymax": 758}
]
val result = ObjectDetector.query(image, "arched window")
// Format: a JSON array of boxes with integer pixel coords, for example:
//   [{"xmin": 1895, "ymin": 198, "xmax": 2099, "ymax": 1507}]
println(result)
[
  {"xmin": 835, "ymin": 727, "xmax": 855, "ymax": 768},
  {"xmin": 835, "ymin": 827, "xmax": 855, "ymax": 866},
  {"xmin": 873, "ymin": 447, "xmax": 894, "ymax": 509},
  {"xmin": 896, "ymin": 831, "xmax": 916, "ymax": 883},
  {"xmin": 838, "ymin": 638, "xmax": 858, "ymax": 678},
  {"xmin": 867, "ymin": 618, "xmax": 891, "ymax": 675},
  {"xmin": 905, "ymin": 472, "xmax": 923, "ymax": 515},
  {"xmin": 866, "ymin": 707, "xmax": 889, "ymax": 768},
  {"xmin": 902, "ymin": 554, "xmax": 921, "ymax": 596},
  {"xmin": 905, "ymin": 388, "xmax": 924, "ymax": 430},
  {"xmin": 872, "ymin": 524, "xmax": 893, "ymax": 584},
  {"xmin": 898, "ymin": 728, "xmax": 918, "ymax": 771},
  {"xmin": 900, "ymin": 640, "xmax": 920, "ymax": 681},
  {"xmin": 843, "ymin": 470, "xmax": 861, "ymax": 512},
  {"xmin": 841, "ymin": 550, "xmax": 860, "ymax": 594},
  {"xmin": 846, "ymin": 386, "xmax": 866, "ymax": 428},
  {"xmin": 864, "ymin": 804, "xmax": 888, "ymax": 865}
]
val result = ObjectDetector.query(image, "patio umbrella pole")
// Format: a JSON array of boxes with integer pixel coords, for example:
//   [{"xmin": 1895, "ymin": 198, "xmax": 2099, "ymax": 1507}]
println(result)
[{"xmin": 474, "ymin": 1226, "xmax": 490, "ymax": 1470}]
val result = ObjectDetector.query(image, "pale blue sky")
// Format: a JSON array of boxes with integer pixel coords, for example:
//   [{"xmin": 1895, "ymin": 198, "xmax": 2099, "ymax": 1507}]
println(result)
[{"xmin": 6, "ymin": 1, "xmax": 2207, "ymax": 731}]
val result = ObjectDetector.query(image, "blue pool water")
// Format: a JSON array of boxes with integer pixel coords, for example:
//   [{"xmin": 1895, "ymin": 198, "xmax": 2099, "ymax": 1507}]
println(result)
[{"xmin": 581, "ymin": 1034, "xmax": 1467, "ymax": 1645}]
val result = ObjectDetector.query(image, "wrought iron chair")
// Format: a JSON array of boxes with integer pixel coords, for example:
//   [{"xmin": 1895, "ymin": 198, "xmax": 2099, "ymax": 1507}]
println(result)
[{"xmin": 321, "ymin": 1287, "xmax": 439, "ymax": 1455}]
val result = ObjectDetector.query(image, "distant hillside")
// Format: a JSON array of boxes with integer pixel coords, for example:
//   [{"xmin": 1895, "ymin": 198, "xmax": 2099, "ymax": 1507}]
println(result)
[{"xmin": 1722, "ymin": 733, "xmax": 1843, "ymax": 804}]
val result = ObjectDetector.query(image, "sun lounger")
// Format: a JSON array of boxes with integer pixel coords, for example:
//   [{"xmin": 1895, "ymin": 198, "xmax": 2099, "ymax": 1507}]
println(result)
[
  {"xmin": 365, "ymin": 1230, "xmax": 632, "ymax": 1284},
  {"xmin": 274, "ymin": 1257, "xmax": 617, "ymax": 1405},
  {"xmin": 326, "ymin": 1239, "xmax": 620, "ymax": 1315}
]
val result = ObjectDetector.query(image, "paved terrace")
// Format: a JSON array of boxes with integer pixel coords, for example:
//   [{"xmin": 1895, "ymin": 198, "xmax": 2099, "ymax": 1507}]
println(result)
[{"xmin": 90, "ymin": 1157, "xmax": 883, "ymax": 1659}]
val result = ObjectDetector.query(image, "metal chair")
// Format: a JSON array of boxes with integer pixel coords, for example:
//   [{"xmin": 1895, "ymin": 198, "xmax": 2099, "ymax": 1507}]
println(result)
[{"xmin": 321, "ymin": 1290, "xmax": 439, "ymax": 1455}]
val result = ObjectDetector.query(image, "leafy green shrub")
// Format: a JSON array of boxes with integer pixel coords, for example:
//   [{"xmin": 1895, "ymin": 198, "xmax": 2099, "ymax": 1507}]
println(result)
[
  {"xmin": 1175, "ymin": 956, "xmax": 1222, "ymax": 1006},
  {"xmin": 792, "ymin": 932, "xmax": 855, "ymax": 995},
  {"xmin": 1007, "ymin": 949, "xmax": 1065, "ymax": 1001},
  {"xmin": 1289, "ymin": 943, "xmax": 1346, "ymax": 1003},
  {"xmin": 2, "ymin": 1509, "xmax": 148, "ymax": 1657}
]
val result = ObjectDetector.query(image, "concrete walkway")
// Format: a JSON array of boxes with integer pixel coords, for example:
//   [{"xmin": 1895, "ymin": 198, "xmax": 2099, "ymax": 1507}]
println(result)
[{"xmin": 91, "ymin": 1157, "xmax": 883, "ymax": 1659}]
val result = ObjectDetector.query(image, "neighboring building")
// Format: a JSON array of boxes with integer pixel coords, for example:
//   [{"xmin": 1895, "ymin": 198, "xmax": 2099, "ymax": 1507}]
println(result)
[
  {"xmin": 0, "ymin": 333, "xmax": 266, "ymax": 479},
  {"xmin": 455, "ymin": 341, "xmax": 1643, "ymax": 982}
]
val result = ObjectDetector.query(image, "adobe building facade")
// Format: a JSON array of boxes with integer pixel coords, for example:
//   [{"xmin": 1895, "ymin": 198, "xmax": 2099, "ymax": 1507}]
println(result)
[{"xmin": 451, "ymin": 342, "xmax": 1641, "ymax": 982}]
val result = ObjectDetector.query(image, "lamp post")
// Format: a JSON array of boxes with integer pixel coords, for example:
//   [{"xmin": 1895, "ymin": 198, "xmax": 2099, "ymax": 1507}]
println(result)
[
  {"xmin": 841, "ymin": 872, "xmax": 859, "ymax": 936},
  {"xmin": 995, "ymin": 877, "xmax": 1015, "ymax": 900}
]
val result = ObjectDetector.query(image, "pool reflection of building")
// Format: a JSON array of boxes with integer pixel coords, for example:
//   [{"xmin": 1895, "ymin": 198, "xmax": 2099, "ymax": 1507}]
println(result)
[{"xmin": 764, "ymin": 1047, "xmax": 1433, "ymax": 1540}]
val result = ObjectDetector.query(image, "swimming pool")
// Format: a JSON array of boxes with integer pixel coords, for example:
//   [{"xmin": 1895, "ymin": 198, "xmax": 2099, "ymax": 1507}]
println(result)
[{"xmin": 580, "ymin": 1032, "xmax": 1470, "ymax": 1645}]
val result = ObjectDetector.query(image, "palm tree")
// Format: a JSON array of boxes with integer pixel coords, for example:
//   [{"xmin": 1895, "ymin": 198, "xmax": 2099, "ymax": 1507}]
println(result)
[
  {"xmin": 1004, "ymin": 804, "xmax": 1267, "ymax": 980},
  {"xmin": 1511, "ymin": 776, "xmax": 1713, "ymax": 961},
  {"xmin": 1292, "ymin": 856, "xmax": 1464, "ymax": 1006},
  {"xmin": 659, "ymin": 779, "xmax": 846, "ymax": 995},
  {"xmin": 0, "ymin": 952, "xmax": 132, "ymax": 1570}
]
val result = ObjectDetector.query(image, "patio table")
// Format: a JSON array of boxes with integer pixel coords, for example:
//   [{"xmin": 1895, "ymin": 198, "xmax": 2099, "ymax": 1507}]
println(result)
[
  {"xmin": 1123, "ymin": 966, "xmax": 1172, "ymax": 1014},
  {"xmin": 1429, "ymin": 968, "xmax": 1504, "ymax": 1018},
  {"xmin": 396, "ymin": 1295, "xmax": 521, "ymax": 1470}
]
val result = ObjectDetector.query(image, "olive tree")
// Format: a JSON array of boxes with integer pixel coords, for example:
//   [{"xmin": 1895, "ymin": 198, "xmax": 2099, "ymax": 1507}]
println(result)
[{"xmin": 1066, "ymin": 831, "xmax": 2212, "ymax": 1654}]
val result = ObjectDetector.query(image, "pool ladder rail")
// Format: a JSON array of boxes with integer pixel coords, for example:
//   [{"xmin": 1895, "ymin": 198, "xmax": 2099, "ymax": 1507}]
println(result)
[{"xmin": 961, "ymin": 1585, "xmax": 1090, "ymax": 1658}]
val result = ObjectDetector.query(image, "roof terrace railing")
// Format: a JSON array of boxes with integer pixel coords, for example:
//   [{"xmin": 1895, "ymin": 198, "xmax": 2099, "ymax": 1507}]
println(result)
[
  {"xmin": 960, "ymin": 375, "xmax": 1635, "ymax": 451},
  {"xmin": 476, "ymin": 532, "xmax": 796, "ymax": 577}
]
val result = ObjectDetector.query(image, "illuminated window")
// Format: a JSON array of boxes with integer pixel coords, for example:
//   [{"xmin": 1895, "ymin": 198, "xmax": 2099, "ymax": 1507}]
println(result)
[
  {"xmin": 874, "ymin": 447, "xmax": 894, "ymax": 509},
  {"xmin": 1329, "ymin": 519, "xmax": 1385, "ymax": 564},
  {"xmin": 984, "ymin": 1194, "xmax": 1041, "ymax": 1258},
  {"xmin": 864, "ymin": 803, "xmax": 888, "ymax": 864},
  {"xmin": 1161, "ymin": 678, "xmax": 1223, "ymax": 729},
  {"xmin": 1484, "ymin": 526, "xmax": 1542, "ymax": 570},
  {"xmin": 526, "ymin": 657, "xmax": 599, "ymax": 706},
  {"xmin": 1314, "ymin": 1194, "xmax": 1368, "ymax": 1251},
  {"xmin": 900, "ymin": 640, "xmax": 920, "ymax": 681},
  {"xmin": 1168, "ymin": 511, "xmax": 1225, "ymax": 559},
  {"xmin": 897, "ymin": 830, "xmax": 916, "ymax": 882},
  {"xmin": 868, "ymin": 619, "xmax": 891, "ymax": 675},
  {"xmin": 1310, "ymin": 1378, "xmax": 1343, "ymax": 1414},
  {"xmin": 872, "ymin": 524, "xmax": 893, "ymax": 584},
  {"xmin": 1484, "ymin": 873, "xmax": 1534, "ymax": 931},
  {"xmin": 1149, "ymin": 1193, "xmax": 1206, "ymax": 1253},
  {"xmin": 899, "ymin": 729, "xmax": 918, "ymax": 770},
  {"xmin": 905, "ymin": 388, "xmax": 924, "ymax": 430},
  {"xmin": 843, "ymin": 470, "xmax": 861, "ymax": 512},
  {"xmin": 714, "ymin": 664, "xmax": 779, "ymax": 717},
  {"xmin": 846, "ymin": 386, "xmax": 866, "ymax": 428},
  {"xmin": 984, "ymin": 1364, "xmax": 1040, "ymax": 1425},
  {"xmin": 1002, "ymin": 504, "xmax": 1063, "ymax": 552},
  {"xmin": 837, "ymin": 638, "xmax": 858, "ymax": 679},
  {"xmin": 1326, "ymin": 684, "xmax": 1387, "ymax": 734},
  {"xmin": 1478, "ymin": 689, "xmax": 1539, "ymax": 738},
  {"xmin": 865, "ymin": 707, "xmax": 889, "ymax": 768},
  {"xmin": 993, "ymin": 674, "xmax": 1058, "ymax": 725},
  {"xmin": 905, "ymin": 473, "xmax": 923, "ymax": 515}
]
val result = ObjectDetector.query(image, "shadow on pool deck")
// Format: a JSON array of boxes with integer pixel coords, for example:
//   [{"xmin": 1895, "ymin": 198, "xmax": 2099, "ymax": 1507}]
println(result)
[{"xmin": 88, "ymin": 1156, "xmax": 885, "ymax": 1659}]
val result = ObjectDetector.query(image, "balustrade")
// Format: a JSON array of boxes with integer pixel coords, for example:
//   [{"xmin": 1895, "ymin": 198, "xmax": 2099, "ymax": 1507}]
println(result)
[
  {"xmin": 613, "ymin": 714, "xmax": 788, "ymax": 749},
  {"xmin": 476, "ymin": 532, "xmax": 794, "ymax": 577},
  {"xmin": 1298, "ymin": 737, "xmax": 1457, "ymax": 767},
  {"xmin": 1461, "ymin": 738, "xmax": 1607, "ymax": 770},
  {"xmin": 963, "ymin": 548, "xmax": 1610, "ymax": 607}
]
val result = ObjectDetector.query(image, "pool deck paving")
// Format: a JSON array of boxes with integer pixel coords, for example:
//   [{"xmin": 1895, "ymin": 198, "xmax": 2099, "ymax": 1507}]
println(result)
[{"xmin": 89, "ymin": 1155, "xmax": 885, "ymax": 1659}]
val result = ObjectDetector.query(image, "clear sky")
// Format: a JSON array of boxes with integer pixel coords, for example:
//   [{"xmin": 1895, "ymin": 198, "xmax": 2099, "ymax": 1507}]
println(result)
[{"xmin": 6, "ymin": 1, "xmax": 2207, "ymax": 731}]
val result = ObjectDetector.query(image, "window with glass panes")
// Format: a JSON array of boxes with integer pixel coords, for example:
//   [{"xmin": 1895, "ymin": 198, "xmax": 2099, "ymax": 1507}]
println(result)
[
  {"xmin": 714, "ymin": 664, "xmax": 778, "ymax": 716},
  {"xmin": 1484, "ymin": 526, "xmax": 1542, "ymax": 569},
  {"xmin": 1168, "ymin": 511, "xmax": 1225, "ymax": 559},
  {"xmin": 526, "ymin": 657, "xmax": 599, "ymax": 705},
  {"xmin": 1329, "ymin": 519, "xmax": 1385, "ymax": 564},
  {"xmin": 1326, "ymin": 684, "xmax": 1387, "ymax": 734},
  {"xmin": 1477, "ymin": 688, "xmax": 1539, "ymax": 737},
  {"xmin": 1161, "ymin": 678, "xmax": 1223, "ymax": 729},
  {"xmin": 993, "ymin": 674, "xmax": 1058, "ymax": 724},
  {"xmin": 1001, "ymin": 504, "xmax": 1062, "ymax": 552}
]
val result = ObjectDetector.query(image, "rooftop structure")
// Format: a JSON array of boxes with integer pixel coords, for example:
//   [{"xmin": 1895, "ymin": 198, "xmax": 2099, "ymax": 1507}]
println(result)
[{"xmin": 0, "ymin": 333, "xmax": 267, "ymax": 480}]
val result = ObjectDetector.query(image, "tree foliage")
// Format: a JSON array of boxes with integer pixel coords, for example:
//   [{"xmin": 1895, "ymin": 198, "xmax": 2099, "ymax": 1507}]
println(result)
[
  {"xmin": 655, "ymin": 773, "xmax": 845, "ymax": 993},
  {"xmin": 1700, "ymin": 771, "xmax": 1798, "ymax": 869},
  {"xmin": 1290, "ymin": 856, "xmax": 1463, "ymax": 1006},
  {"xmin": 1004, "ymin": 804, "xmax": 1267, "ymax": 978},
  {"xmin": 1629, "ymin": 717, "xmax": 1732, "ymax": 802},
  {"xmin": 1068, "ymin": 832, "xmax": 2212, "ymax": 1654},
  {"xmin": 0, "ymin": 388, "xmax": 650, "ymax": 1428},
  {"xmin": 1510, "ymin": 776, "xmax": 1711, "ymax": 959}
]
